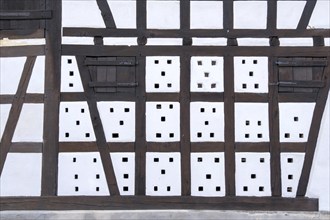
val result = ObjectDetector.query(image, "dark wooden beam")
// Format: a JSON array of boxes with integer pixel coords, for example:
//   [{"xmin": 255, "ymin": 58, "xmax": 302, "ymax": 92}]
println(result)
[
  {"xmin": 297, "ymin": 0, "xmax": 317, "ymax": 30},
  {"xmin": 96, "ymin": 0, "xmax": 116, "ymax": 29},
  {"xmin": 0, "ymin": 10, "xmax": 52, "ymax": 20},
  {"xmin": 0, "ymin": 46, "xmax": 45, "ymax": 57},
  {"xmin": 0, "ymin": 29, "xmax": 44, "ymax": 39},
  {"xmin": 0, "ymin": 57, "xmax": 36, "ymax": 174}
]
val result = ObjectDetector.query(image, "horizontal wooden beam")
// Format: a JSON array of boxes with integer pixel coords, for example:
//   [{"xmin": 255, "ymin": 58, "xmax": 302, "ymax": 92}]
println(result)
[
  {"xmin": 0, "ymin": 46, "xmax": 45, "ymax": 57},
  {"xmin": 59, "ymin": 142, "xmax": 134, "ymax": 152},
  {"xmin": 191, "ymin": 142, "xmax": 225, "ymax": 152},
  {"xmin": 0, "ymin": 10, "xmax": 52, "ymax": 20},
  {"xmin": 9, "ymin": 143, "xmax": 42, "ymax": 153},
  {"xmin": 0, "ymin": 29, "xmax": 44, "ymax": 39},
  {"xmin": 235, "ymin": 142, "xmax": 269, "ymax": 152},
  {"xmin": 89, "ymin": 82, "xmax": 138, "ymax": 88},
  {"xmin": 85, "ymin": 59, "xmax": 136, "ymax": 66},
  {"xmin": 0, "ymin": 196, "xmax": 318, "ymax": 211},
  {"xmin": 276, "ymin": 60, "xmax": 327, "ymax": 67}
]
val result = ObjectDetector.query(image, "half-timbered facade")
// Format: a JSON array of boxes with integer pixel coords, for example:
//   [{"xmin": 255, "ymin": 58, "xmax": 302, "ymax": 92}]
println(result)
[{"xmin": 0, "ymin": 0, "xmax": 329, "ymax": 211}]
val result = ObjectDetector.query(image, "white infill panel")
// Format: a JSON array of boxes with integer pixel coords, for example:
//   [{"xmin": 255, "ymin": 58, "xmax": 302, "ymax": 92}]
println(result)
[
  {"xmin": 97, "ymin": 102, "xmax": 135, "ymax": 142},
  {"xmin": 191, "ymin": 57, "xmax": 224, "ymax": 93},
  {"xmin": 308, "ymin": 0, "xmax": 330, "ymax": 29},
  {"xmin": 27, "ymin": 56, "xmax": 45, "ymax": 94},
  {"xmin": 12, "ymin": 104, "xmax": 44, "ymax": 142},
  {"xmin": 277, "ymin": 1, "xmax": 306, "ymax": 29},
  {"xmin": 146, "ymin": 152, "xmax": 181, "ymax": 196},
  {"xmin": 235, "ymin": 103, "xmax": 269, "ymax": 142},
  {"xmin": 234, "ymin": 56, "xmax": 269, "ymax": 93},
  {"xmin": 107, "ymin": 0, "xmax": 136, "ymax": 28},
  {"xmin": 59, "ymin": 102, "xmax": 96, "ymax": 142},
  {"xmin": 191, "ymin": 153, "xmax": 225, "ymax": 197},
  {"xmin": 235, "ymin": 152, "xmax": 271, "ymax": 197},
  {"xmin": 190, "ymin": 102, "xmax": 224, "ymax": 142},
  {"xmin": 279, "ymin": 103, "xmax": 315, "ymax": 142},
  {"xmin": 147, "ymin": 0, "xmax": 180, "ymax": 29},
  {"xmin": 58, "ymin": 152, "xmax": 109, "ymax": 196},
  {"xmin": 281, "ymin": 153, "xmax": 305, "ymax": 198},
  {"xmin": 61, "ymin": 56, "xmax": 84, "ymax": 92},
  {"xmin": 0, "ymin": 104, "xmax": 11, "ymax": 139},
  {"xmin": 146, "ymin": 102, "xmax": 180, "ymax": 142},
  {"xmin": 0, "ymin": 153, "xmax": 42, "ymax": 196},
  {"xmin": 234, "ymin": 1, "xmax": 267, "ymax": 29},
  {"xmin": 190, "ymin": 1, "xmax": 223, "ymax": 29},
  {"xmin": 0, "ymin": 57, "xmax": 26, "ymax": 95},
  {"xmin": 146, "ymin": 56, "xmax": 180, "ymax": 93},
  {"xmin": 111, "ymin": 153, "xmax": 135, "ymax": 195}
]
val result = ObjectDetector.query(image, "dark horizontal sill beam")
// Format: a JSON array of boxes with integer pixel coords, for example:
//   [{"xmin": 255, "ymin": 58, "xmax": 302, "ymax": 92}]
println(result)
[
  {"xmin": 0, "ymin": 94, "xmax": 44, "ymax": 104},
  {"xmin": 62, "ymin": 45, "xmax": 329, "ymax": 57},
  {"xmin": 191, "ymin": 142, "xmax": 225, "ymax": 152},
  {"xmin": 234, "ymin": 93, "xmax": 268, "ymax": 102},
  {"xmin": 0, "ymin": 29, "xmax": 44, "ymax": 39},
  {"xmin": 60, "ymin": 92, "xmax": 136, "ymax": 102},
  {"xmin": 235, "ymin": 142, "xmax": 269, "ymax": 152},
  {"xmin": 63, "ymin": 27, "xmax": 330, "ymax": 38},
  {"xmin": 277, "ymin": 81, "xmax": 324, "ymax": 88},
  {"xmin": 0, "ymin": 196, "xmax": 318, "ymax": 211},
  {"xmin": 278, "ymin": 93, "xmax": 317, "ymax": 102},
  {"xmin": 84, "ymin": 59, "xmax": 136, "ymax": 66},
  {"xmin": 276, "ymin": 60, "xmax": 327, "ymax": 67},
  {"xmin": 147, "ymin": 142, "xmax": 180, "ymax": 152},
  {"xmin": 9, "ymin": 142, "xmax": 42, "ymax": 153},
  {"xmin": 89, "ymin": 82, "xmax": 138, "ymax": 88},
  {"xmin": 146, "ymin": 93, "xmax": 180, "ymax": 102},
  {"xmin": 190, "ymin": 93, "xmax": 223, "ymax": 102},
  {"xmin": 59, "ymin": 142, "xmax": 134, "ymax": 152},
  {"xmin": 281, "ymin": 143, "xmax": 306, "ymax": 152},
  {"xmin": 0, "ymin": 46, "xmax": 45, "ymax": 57},
  {"xmin": 0, "ymin": 10, "xmax": 52, "ymax": 20}
]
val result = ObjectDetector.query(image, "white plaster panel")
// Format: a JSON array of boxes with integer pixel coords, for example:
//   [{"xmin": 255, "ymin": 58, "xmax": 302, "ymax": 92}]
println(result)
[
  {"xmin": 237, "ymin": 38, "xmax": 269, "ymax": 46},
  {"xmin": 12, "ymin": 104, "xmax": 44, "ymax": 142},
  {"xmin": 190, "ymin": 102, "xmax": 224, "ymax": 142},
  {"xmin": 234, "ymin": 57, "xmax": 269, "ymax": 93},
  {"xmin": 325, "ymin": 38, "xmax": 330, "ymax": 46},
  {"xmin": 97, "ymin": 102, "xmax": 135, "ymax": 142},
  {"xmin": 192, "ymin": 38, "xmax": 227, "ymax": 46},
  {"xmin": 280, "ymin": 38, "xmax": 313, "ymax": 46},
  {"xmin": 147, "ymin": 1, "xmax": 180, "ymax": 29},
  {"xmin": 279, "ymin": 103, "xmax": 315, "ymax": 142},
  {"xmin": 191, "ymin": 153, "xmax": 225, "ymax": 197},
  {"xmin": 0, "ymin": 57, "xmax": 26, "ymax": 95},
  {"xmin": 146, "ymin": 56, "xmax": 180, "ymax": 93},
  {"xmin": 308, "ymin": 0, "xmax": 330, "ymax": 29},
  {"xmin": 146, "ymin": 38, "xmax": 182, "ymax": 46},
  {"xmin": 107, "ymin": 0, "xmax": 136, "ymax": 28},
  {"xmin": 62, "ymin": 37, "xmax": 94, "ymax": 45},
  {"xmin": 59, "ymin": 102, "xmax": 96, "ymax": 142},
  {"xmin": 58, "ymin": 152, "xmax": 109, "ymax": 196},
  {"xmin": 146, "ymin": 152, "xmax": 181, "ymax": 196},
  {"xmin": 235, "ymin": 103, "xmax": 269, "ymax": 142},
  {"xmin": 234, "ymin": 1, "xmax": 267, "ymax": 29},
  {"xmin": 190, "ymin": 1, "xmax": 223, "ymax": 29},
  {"xmin": 307, "ymin": 92, "xmax": 330, "ymax": 211},
  {"xmin": 0, "ymin": 104, "xmax": 11, "ymax": 140},
  {"xmin": 27, "ymin": 56, "xmax": 45, "ymax": 94},
  {"xmin": 62, "ymin": 0, "xmax": 105, "ymax": 28},
  {"xmin": 111, "ymin": 153, "xmax": 135, "ymax": 195},
  {"xmin": 103, "ymin": 37, "xmax": 138, "ymax": 46},
  {"xmin": 191, "ymin": 57, "xmax": 224, "ymax": 93},
  {"xmin": 277, "ymin": 1, "xmax": 306, "ymax": 29},
  {"xmin": 61, "ymin": 56, "xmax": 84, "ymax": 92},
  {"xmin": 235, "ymin": 152, "xmax": 271, "ymax": 196},
  {"xmin": 281, "ymin": 153, "xmax": 305, "ymax": 198},
  {"xmin": 146, "ymin": 102, "xmax": 180, "ymax": 142},
  {"xmin": 0, "ymin": 153, "xmax": 42, "ymax": 196}
]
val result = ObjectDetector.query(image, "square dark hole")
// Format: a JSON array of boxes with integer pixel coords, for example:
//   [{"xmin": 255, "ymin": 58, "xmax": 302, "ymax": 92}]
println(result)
[
  {"xmin": 156, "ymin": 104, "xmax": 162, "ymax": 109},
  {"xmin": 65, "ymin": 132, "xmax": 70, "ymax": 138},
  {"xmin": 65, "ymin": 108, "xmax": 69, "ymax": 113},
  {"xmin": 161, "ymin": 71, "xmax": 166, "ymax": 76},
  {"xmin": 206, "ymin": 174, "xmax": 211, "ymax": 179},
  {"xmin": 257, "ymin": 133, "xmax": 263, "ymax": 138},
  {"xmin": 211, "ymin": 83, "xmax": 217, "ymax": 88},
  {"xmin": 197, "ymin": 83, "xmax": 203, "ymax": 88},
  {"xmin": 73, "ymin": 157, "xmax": 76, "ymax": 162},
  {"xmin": 124, "ymin": 108, "xmax": 130, "ymax": 112},
  {"xmin": 212, "ymin": 60, "xmax": 217, "ymax": 66},
  {"xmin": 69, "ymin": 83, "xmax": 73, "ymax": 87},
  {"xmin": 258, "ymin": 121, "xmax": 262, "ymax": 126},
  {"xmin": 123, "ymin": 186, "xmax": 129, "ymax": 191},
  {"xmin": 154, "ymin": 158, "xmax": 159, "ymax": 162},
  {"xmin": 75, "ymin": 186, "xmax": 79, "ymax": 192},
  {"xmin": 93, "ymin": 158, "xmax": 97, "ymax": 163},
  {"xmin": 205, "ymin": 121, "xmax": 209, "ymax": 125},
  {"xmin": 287, "ymin": 187, "xmax": 292, "ymax": 192},
  {"xmin": 167, "ymin": 186, "xmax": 171, "ymax": 191},
  {"xmin": 251, "ymin": 174, "xmax": 256, "ymax": 179},
  {"xmin": 169, "ymin": 104, "xmax": 173, "ymax": 109},
  {"xmin": 198, "ymin": 157, "xmax": 203, "ymax": 162},
  {"xmin": 259, "ymin": 186, "xmax": 264, "ymax": 191},
  {"xmin": 74, "ymin": 174, "xmax": 78, "ymax": 179},
  {"xmin": 123, "ymin": 174, "xmax": 129, "ymax": 179},
  {"xmin": 200, "ymin": 108, "xmax": 205, "ymax": 113},
  {"xmin": 96, "ymin": 174, "xmax": 100, "ymax": 179},
  {"xmin": 167, "ymin": 60, "xmax": 172, "ymax": 64},
  {"xmin": 110, "ymin": 108, "xmax": 114, "ymax": 113},
  {"xmin": 161, "ymin": 169, "xmax": 166, "ymax": 175},
  {"xmin": 245, "ymin": 133, "xmax": 250, "ymax": 138},
  {"xmin": 242, "ymin": 60, "xmax": 245, "ymax": 64},
  {"xmin": 204, "ymin": 72, "xmax": 209, "ymax": 77},
  {"xmin": 249, "ymin": 71, "xmax": 254, "ymax": 76},
  {"xmin": 241, "ymin": 158, "xmax": 246, "ymax": 163},
  {"xmin": 299, "ymin": 133, "xmax": 304, "ymax": 138},
  {"xmin": 198, "ymin": 61, "xmax": 202, "ymax": 65},
  {"xmin": 85, "ymin": 133, "xmax": 90, "ymax": 138},
  {"xmin": 243, "ymin": 186, "xmax": 248, "ymax": 191},
  {"xmin": 169, "ymin": 157, "xmax": 174, "ymax": 162},
  {"xmin": 288, "ymin": 158, "xmax": 293, "ymax": 163},
  {"xmin": 169, "ymin": 133, "xmax": 174, "ymax": 138},
  {"xmin": 210, "ymin": 133, "xmax": 214, "ymax": 138},
  {"xmin": 212, "ymin": 108, "xmax": 216, "ymax": 113},
  {"xmin": 69, "ymin": 71, "xmax": 74, "ymax": 76},
  {"xmin": 260, "ymin": 158, "xmax": 265, "ymax": 163},
  {"xmin": 197, "ymin": 132, "xmax": 202, "ymax": 138},
  {"xmin": 76, "ymin": 121, "xmax": 80, "ymax": 126},
  {"xmin": 156, "ymin": 133, "xmax": 162, "ymax": 138},
  {"xmin": 242, "ymin": 84, "xmax": 247, "ymax": 89},
  {"xmin": 288, "ymin": 174, "xmax": 293, "ymax": 180},
  {"xmin": 246, "ymin": 120, "xmax": 250, "ymax": 126},
  {"xmin": 254, "ymin": 84, "xmax": 259, "ymax": 89},
  {"xmin": 122, "ymin": 157, "xmax": 128, "ymax": 162},
  {"xmin": 81, "ymin": 108, "xmax": 85, "ymax": 113},
  {"xmin": 119, "ymin": 120, "xmax": 124, "ymax": 125},
  {"xmin": 198, "ymin": 186, "xmax": 203, "ymax": 191},
  {"xmin": 154, "ymin": 186, "xmax": 158, "ymax": 191},
  {"xmin": 285, "ymin": 133, "xmax": 290, "ymax": 138},
  {"xmin": 167, "ymin": 83, "xmax": 172, "ymax": 88},
  {"xmin": 294, "ymin": 117, "xmax": 299, "ymax": 122},
  {"xmin": 68, "ymin": 59, "xmax": 72, "ymax": 64},
  {"xmin": 216, "ymin": 186, "xmax": 221, "ymax": 191},
  {"xmin": 253, "ymin": 60, "xmax": 258, "ymax": 64},
  {"xmin": 161, "ymin": 116, "xmax": 166, "ymax": 122},
  {"xmin": 155, "ymin": 60, "xmax": 159, "ymax": 64},
  {"xmin": 154, "ymin": 84, "xmax": 159, "ymax": 89},
  {"xmin": 214, "ymin": 158, "xmax": 220, "ymax": 163},
  {"xmin": 112, "ymin": 133, "xmax": 119, "ymax": 138}
]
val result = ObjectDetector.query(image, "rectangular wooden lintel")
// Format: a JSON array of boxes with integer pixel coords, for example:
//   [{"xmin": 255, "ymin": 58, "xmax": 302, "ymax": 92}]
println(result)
[{"xmin": 0, "ymin": 10, "xmax": 52, "ymax": 20}]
